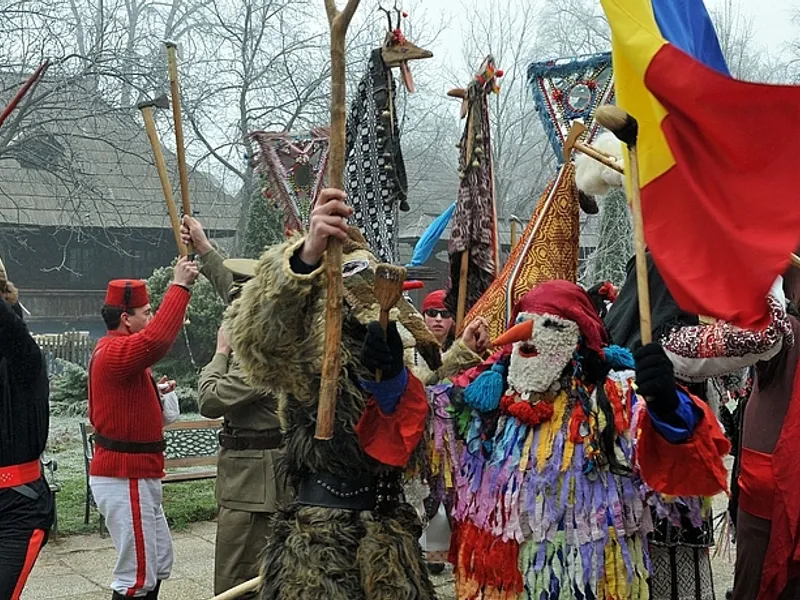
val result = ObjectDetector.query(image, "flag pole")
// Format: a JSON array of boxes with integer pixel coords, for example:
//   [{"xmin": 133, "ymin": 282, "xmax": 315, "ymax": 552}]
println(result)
[{"xmin": 595, "ymin": 105, "xmax": 652, "ymax": 344}]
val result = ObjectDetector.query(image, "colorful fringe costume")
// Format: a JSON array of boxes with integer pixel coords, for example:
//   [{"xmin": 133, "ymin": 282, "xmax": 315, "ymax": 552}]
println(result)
[{"xmin": 429, "ymin": 281, "xmax": 729, "ymax": 600}]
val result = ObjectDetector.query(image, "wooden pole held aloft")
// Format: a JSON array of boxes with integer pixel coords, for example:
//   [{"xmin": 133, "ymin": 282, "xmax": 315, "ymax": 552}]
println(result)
[
  {"xmin": 165, "ymin": 42, "xmax": 193, "ymax": 255},
  {"xmin": 140, "ymin": 106, "xmax": 187, "ymax": 257},
  {"xmin": 315, "ymin": 0, "xmax": 361, "ymax": 441}
]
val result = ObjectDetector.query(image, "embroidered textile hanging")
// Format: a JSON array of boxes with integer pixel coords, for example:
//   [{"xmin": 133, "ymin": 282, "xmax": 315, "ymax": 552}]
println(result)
[
  {"xmin": 528, "ymin": 52, "xmax": 615, "ymax": 162},
  {"xmin": 463, "ymin": 163, "xmax": 581, "ymax": 340},
  {"xmin": 249, "ymin": 128, "xmax": 330, "ymax": 234},
  {"xmin": 345, "ymin": 48, "xmax": 409, "ymax": 265}
]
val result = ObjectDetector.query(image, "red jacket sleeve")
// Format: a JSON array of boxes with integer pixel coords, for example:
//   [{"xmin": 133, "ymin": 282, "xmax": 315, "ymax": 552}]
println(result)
[
  {"xmin": 101, "ymin": 284, "xmax": 191, "ymax": 378},
  {"xmin": 355, "ymin": 371, "xmax": 429, "ymax": 467},
  {"xmin": 636, "ymin": 392, "xmax": 730, "ymax": 497}
]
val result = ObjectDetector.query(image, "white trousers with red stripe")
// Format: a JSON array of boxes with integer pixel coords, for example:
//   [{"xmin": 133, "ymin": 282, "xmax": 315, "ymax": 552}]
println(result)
[{"xmin": 90, "ymin": 477, "xmax": 173, "ymax": 597}]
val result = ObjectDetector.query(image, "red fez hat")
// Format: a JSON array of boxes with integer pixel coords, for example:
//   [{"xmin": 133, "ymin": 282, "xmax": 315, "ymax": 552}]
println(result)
[{"xmin": 105, "ymin": 279, "xmax": 149, "ymax": 310}]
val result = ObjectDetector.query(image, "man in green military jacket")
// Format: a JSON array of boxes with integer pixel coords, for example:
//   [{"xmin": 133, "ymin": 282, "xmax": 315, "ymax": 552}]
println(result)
[{"xmin": 181, "ymin": 217, "xmax": 288, "ymax": 597}]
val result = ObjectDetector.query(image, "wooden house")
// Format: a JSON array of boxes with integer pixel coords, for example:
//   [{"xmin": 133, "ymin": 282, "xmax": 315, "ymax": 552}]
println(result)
[{"xmin": 0, "ymin": 79, "xmax": 238, "ymax": 333}]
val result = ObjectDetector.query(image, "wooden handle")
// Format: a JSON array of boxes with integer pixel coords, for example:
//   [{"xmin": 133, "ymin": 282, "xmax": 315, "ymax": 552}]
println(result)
[
  {"xmin": 573, "ymin": 140, "xmax": 624, "ymax": 174},
  {"xmin": 140, "ymin": 107, "xmax": 187, "ymax": 257},
  {"xmin": 317, "ymin": 238, "xmax": 343, "ymax": 440},
  {"xmin": 208, "ymin": 576, "xmax": 261, "ymax": 600},
  {"xmin": 627, "ymin": 145, "xmax": 652, "ymax": 344},
  {"xmin": 315, "ymin": 0, "xmax": 361, "ymax": 441},
  {"xmin": 510, "ymin": 220, "xmax": 518, "ymax": 250},
  {"xmin": 455, "ymin": 250, "xmax": 469, "ymax": 331},
  {"xmin": 374, "ymin": 308, "xmax": 390, "ymax": 382},
  {"xmin": 166, "ymin": 44, "xmax": 193, "ymax": 255},
  {"xmin": 792, "ymin": 254, "xmax": 800, "ymax": 270}
]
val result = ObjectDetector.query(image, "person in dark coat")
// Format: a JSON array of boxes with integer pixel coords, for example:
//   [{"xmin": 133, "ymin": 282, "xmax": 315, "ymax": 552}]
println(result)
[{"xmin": 0, "ymin": 259, "xmax": 53, "ymax": 600}]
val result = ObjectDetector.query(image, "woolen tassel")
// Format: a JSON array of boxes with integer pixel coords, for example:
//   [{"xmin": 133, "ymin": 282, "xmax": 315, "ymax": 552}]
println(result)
[
  {"xmin": 463, "ymin": 362, "xmax": 506, "ymax": 412},
  {"xmin": 602, "ymin": 344, "xmax": 634, "ymax": 370}
]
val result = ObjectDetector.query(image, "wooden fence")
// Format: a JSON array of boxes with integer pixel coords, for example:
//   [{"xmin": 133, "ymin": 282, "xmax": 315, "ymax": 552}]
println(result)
[{"xmin": 33, "ymin": 331, "xmax": 95, "ymax": 373}]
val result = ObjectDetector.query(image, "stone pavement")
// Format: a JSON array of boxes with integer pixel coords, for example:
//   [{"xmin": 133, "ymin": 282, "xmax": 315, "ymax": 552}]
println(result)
[
  {"xmin": 21, "ymin": 520, "xmax": 458, "ymax": 600},
  {"xmin": 23, "ymin": 517, "xmax": 734, "ymax": 600}
]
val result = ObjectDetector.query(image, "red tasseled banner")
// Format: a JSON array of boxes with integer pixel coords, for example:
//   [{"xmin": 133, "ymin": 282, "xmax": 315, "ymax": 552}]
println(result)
[{"xmin": 604, "ymin": 379, "xmax": 629, "ymax": 435}]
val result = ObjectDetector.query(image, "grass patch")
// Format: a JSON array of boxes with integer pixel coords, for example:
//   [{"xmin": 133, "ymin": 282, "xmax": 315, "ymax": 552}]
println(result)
[
  {"xmin": 53, "ymin": 474, "xmax": 217, "ymax": 536},
  {"xmin": 47, "ymin": 415, "xmax": 218, "ymax": 537}
]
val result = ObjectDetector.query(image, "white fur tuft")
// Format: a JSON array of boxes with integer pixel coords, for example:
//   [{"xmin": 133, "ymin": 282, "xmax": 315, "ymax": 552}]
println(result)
[{"xmin": 574, "ymin": 131, "xmax": 625, "ymax": 197}]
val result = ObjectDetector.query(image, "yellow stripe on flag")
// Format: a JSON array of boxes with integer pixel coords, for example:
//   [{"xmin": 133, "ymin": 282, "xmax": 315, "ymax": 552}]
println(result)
[{"xmin": 600, "ymin": 0, "xmax": 675, "ymax": 187}]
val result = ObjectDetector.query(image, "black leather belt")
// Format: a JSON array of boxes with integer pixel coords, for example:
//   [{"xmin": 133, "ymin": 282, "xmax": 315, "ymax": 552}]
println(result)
[
  {"xmin": 296, "ymin": 471, "xmax": 378, "ymax": 511},
  {"xmin": 93, "ymin": 433, "xmax": 166, "ymax": 453},
  {"xmin": 218, "ymin": 429, "xmax": 283, "ymax": 451}
]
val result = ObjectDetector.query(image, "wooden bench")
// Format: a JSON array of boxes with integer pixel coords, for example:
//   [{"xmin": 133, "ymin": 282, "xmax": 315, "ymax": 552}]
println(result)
[{"xmin": 80, "ymin": 419, "xmax": 222, "ymax": 534}]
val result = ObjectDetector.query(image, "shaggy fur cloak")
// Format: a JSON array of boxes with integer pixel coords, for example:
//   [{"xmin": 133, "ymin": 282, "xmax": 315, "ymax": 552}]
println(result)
[{"xmin": 226, "ymin": 230, "xmax": 438, "ymax": 600}]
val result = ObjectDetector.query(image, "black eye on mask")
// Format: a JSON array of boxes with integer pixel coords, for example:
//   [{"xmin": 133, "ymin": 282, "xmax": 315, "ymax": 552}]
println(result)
[{"xmin": 542, "ymin": 318, "xmax": 567, "ymax": 331}]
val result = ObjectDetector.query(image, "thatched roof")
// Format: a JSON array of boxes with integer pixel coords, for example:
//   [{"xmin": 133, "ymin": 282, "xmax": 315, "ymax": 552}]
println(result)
[{"xmin": 0, "ymin": 77, "xmax": 238, "ymax": 231}]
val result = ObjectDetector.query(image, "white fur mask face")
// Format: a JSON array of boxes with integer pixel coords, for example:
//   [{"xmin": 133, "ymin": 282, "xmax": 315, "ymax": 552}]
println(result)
[{"xmin": 507, "ymin": 312, "xmax": 580, "ymax": 395}]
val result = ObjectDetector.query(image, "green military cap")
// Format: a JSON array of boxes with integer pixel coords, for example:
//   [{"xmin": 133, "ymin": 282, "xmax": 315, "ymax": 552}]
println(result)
[{"xmin": 222, "ymin": 258, "xmax": 258, "ymax": 279}]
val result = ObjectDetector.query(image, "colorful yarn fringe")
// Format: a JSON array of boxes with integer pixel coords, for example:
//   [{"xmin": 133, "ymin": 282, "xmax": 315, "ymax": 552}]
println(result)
[{"xmin": 443, "ymin": 367, "xmax": 654, "ymax": 599}]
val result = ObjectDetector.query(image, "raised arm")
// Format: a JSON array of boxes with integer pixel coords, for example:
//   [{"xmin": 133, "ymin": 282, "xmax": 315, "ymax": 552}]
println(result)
[
  {"xmin": 227, "ymin": 188, "xmax": 351, "ymax": 391},
  {"xmin": 181, "ymin": 216, "xmax": 233, "ymax": 303},
  {"xmin": 198, "ymin": 327, "xmax": 263, "ymax": 419},
  {"xmin": 662, "ymin": 293, "xmax": 792, "ymax": 382},
  {"xmin": 102, "ymin": 259, "xmax": 197, "ymax": 377},
  {"xmin": 0, "ymin": 298, "xmax": 43, "ymax": 383}
]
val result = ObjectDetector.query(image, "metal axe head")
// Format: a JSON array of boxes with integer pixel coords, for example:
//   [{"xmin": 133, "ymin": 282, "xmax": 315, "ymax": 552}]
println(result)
[{"xmin": 137, "ymin": 94, "xmax": 170, "ymax": 111}]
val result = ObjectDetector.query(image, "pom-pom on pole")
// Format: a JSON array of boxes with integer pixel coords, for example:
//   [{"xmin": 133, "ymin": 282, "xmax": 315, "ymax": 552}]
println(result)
[{"xmin": 594, "ymin": 105, "xmax": 651, "ymax": 344}]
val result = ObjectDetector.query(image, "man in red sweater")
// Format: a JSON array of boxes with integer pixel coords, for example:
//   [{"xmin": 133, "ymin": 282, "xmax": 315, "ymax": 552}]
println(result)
[{"xmin": 88, "ymin": 257, "xmax": 197, "ymax": 600}]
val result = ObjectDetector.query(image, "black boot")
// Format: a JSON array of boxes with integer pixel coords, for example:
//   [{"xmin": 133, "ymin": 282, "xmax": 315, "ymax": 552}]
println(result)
[
  {"xmin": 112, "ymin": 592, "xmax": 127, "ymax": 600},
  {"xmin": 145, "ymin": 581, "xmax": 162, "ymax": 599}
]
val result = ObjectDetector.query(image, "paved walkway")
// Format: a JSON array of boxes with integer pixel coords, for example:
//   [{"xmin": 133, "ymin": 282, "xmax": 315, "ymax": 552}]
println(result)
[
  {"xmin": 23, "ymin": 517, "xmax": 734, "ymax": 599},
  {"xmin": 21, "ymin": 521, "xmax": 458, "ymax": 600}
]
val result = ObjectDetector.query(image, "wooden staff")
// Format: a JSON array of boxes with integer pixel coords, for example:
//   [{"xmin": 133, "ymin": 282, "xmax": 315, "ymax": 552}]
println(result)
[
  {"xmin": 594, "ymin": 105, "xmax": 652, "ymax": 343},
  {"xmin": 165, "ymin": 41, "xmax": 194, "ymax": 255},
  {"xmin": 563, "ymin": 121, "xmax": 623, "ymax": 174},
  {"xmin": 138, "ymin": 96, "xmax": 187, "ymax": 257},
  {"xmin": 207, "ymin": 576, "xmax": 261, "ymax": 600},
  {"xmin": 315, "ymin": 0, "xmax": 361, "ymax": 441}
]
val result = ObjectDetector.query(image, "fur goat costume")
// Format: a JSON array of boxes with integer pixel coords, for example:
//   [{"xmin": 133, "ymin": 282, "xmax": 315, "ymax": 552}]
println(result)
[{"xmin": 226, "ymin": 228, "xmax": 441, "ymax": 600}]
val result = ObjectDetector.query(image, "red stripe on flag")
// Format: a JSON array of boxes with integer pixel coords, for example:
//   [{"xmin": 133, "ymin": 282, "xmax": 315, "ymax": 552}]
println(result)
[
  {"xmin": 126, "ymin": 479, "xmax": 147, "ymax": 597},
  {"xmin": 642, "ymin": 44, "xmax": 800, "ymax": 328},
  {"xmin": 10, "ymin": 529, "xmax": 46, "ymax": 600}
]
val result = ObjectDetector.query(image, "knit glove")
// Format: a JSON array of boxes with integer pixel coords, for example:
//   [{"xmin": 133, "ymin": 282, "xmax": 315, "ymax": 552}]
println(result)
[
  {"xmin": 361, "ymin": 321, "xmax": 404, "ymax": 380},
  {"xmin": 634, "ymin": 343, "xmax": 679, "ymax": 417},
  {"xmin": 360, "ymin": 322, "xmax": 407, "ymax": 414}
]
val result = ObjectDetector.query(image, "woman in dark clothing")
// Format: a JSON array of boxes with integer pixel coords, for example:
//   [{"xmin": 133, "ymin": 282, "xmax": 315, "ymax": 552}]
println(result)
[
  {"xmin": 0, "ymin": 263, "xmax": 53, "ymax": 600},
  {"xmin": 605, "ymin": 253, "xmax": 788, "ymax": 600}
]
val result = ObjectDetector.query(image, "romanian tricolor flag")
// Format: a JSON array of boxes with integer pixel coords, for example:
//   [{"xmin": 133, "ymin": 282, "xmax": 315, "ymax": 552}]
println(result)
[{"xmin": 601, "ymin": 0, "xmax": 800, "ymax": 329}]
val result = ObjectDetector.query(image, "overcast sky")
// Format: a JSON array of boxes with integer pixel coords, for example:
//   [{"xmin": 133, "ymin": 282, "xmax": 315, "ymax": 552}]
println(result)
[{"xmin": 407, "ymin": 0, "xmax": 797, "ymax": 61}]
